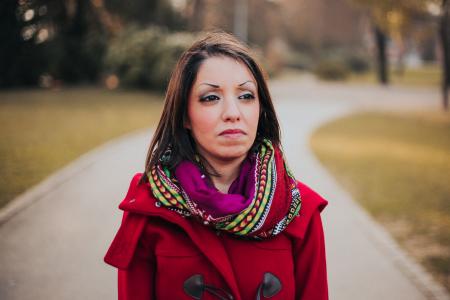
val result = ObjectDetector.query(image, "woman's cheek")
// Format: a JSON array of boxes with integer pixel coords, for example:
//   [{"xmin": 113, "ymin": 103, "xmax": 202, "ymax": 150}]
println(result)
[
  {"xmin": 191, "ymin": 111, "xmax": 219, "ymax": 146},
  {"xmin": 244, "ymin": 104, "xmax": 260, "ymax": 137},
  {"xmin": 196, "ymin": 113, "xmax": 217, "ymax": 136}
]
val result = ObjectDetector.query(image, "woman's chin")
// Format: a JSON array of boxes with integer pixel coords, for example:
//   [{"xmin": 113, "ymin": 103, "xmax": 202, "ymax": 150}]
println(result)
[{"xmin": 214, "ymin": 146, "xmax": 251, "ymax": 161}]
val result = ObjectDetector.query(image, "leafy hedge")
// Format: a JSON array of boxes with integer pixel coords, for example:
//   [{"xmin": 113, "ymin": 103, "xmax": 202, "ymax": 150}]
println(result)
[
  {"xmin": 313, "ymin": 50, "xmax": 371, "ymax": 81},
  {"xmin": 104, "ymin": 26, "xmax": 197, "ymax": 90},
  {"xmin": 314, "ymin": 60, "xmax": 350, "ymax": 80}
]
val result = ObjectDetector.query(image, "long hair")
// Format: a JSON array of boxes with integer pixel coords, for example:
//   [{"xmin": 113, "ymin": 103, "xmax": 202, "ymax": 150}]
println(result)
[{"xmin": 139, "ymin": 30, "xmax": 281, "ymax": 184}]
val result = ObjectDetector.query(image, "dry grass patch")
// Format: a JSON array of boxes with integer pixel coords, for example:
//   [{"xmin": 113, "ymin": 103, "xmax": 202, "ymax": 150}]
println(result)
[
  {"xmin": 0, "ymin": 88, "xmax": 163, "ymax": 209},
  {"xmin": 310, "ymin": 109, "xmax": 450, "ymax": 291},
  {"xmin": 348, "ymin": 64, "xmax": 441, "ymax": 88}
]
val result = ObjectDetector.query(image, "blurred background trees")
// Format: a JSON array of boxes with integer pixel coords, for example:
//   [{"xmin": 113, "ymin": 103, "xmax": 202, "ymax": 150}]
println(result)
[
  {"xmin": 1, "ymin": 0, "xmax": 107, "ymax": 87},
  {"xmin": 0, "ymin": 0, "xmax": 448, "ymax": 107},
  {"xmin": 348, "ymin": 0, "xmax": 449, "ymax": 108},
  {"xmin": 0, "ymin": 0, "xmax": 188, "ymax": 89}
]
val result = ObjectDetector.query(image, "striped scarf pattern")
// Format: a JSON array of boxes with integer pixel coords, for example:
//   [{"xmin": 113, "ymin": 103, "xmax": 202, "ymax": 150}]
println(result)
[{"xmin": 148, "ymin": 139, "xmax": 301, "ymax": 239}]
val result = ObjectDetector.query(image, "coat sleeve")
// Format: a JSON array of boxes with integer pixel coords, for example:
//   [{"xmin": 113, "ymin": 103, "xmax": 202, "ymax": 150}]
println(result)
[
  {"xmin": 293, "ymin": 209, "xmax": 328, "ymax": 300},
  {"xmin": 118, "ymin": 225, "xmax": 156, "ymax": 300},
  {"xmin": 103, "ymin": 172, "xmax": 156, "ymax": 299}
]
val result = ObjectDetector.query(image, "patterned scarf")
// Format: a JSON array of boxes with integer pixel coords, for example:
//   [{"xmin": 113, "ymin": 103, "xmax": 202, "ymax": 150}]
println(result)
[{"xmin": 148, "ymin": 139, "xmax": 302, "ymax": 239}]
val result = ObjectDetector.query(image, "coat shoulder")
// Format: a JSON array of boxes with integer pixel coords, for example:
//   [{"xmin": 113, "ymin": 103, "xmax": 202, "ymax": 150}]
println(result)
[
  {"xmin": 284, "ymin": 180, "xmax": 328, "ymax": 240},
  {"xmin": 127, "ymin": 172, "xmax": 144, "ymax": 199},
  {"xmin": 296, "ymin": 180, "xmax": 328, "ymax": 213},
  {"xmin": 116, "ymin": 172, "xmax": 145, "ymax": 209},
  {"xmin": 104, "ymin": 172, "xmax": 147, "ymax": 269}
]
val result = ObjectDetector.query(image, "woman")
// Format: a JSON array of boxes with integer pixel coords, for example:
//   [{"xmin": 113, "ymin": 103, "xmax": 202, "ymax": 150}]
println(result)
[{"xmin": 104, "ymin": 31, "xmax": 328, "ymax": 300}]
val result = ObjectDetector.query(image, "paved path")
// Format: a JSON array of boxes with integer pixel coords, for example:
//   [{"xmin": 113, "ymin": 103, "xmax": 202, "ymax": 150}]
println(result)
[
  {"xmin": 270, "ymin": 76, "xmax": 447, "ymax": 300},
  {"xmin": 0, "ymin": 76, "xmax": 448, "ymax": 299}
]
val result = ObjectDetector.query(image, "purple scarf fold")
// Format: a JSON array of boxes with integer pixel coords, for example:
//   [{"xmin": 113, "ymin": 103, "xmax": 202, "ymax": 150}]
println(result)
[{"xmin": 174, "ymin": 154, "xmax": 256, "ymax": 219}]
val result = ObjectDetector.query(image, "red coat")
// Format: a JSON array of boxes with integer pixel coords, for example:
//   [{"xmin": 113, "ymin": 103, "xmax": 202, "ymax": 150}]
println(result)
[{"xmin": 104, "ymin": 173, "xmax": 329, "ymax": 300}]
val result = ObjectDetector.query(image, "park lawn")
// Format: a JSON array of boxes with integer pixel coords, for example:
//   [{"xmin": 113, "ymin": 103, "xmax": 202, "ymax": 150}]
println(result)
[
  {"xmin": 348, "ymin": 64, "xmax": 442, "ymax": 88},
  {"xmin": 0, "ymin": 87, "xmax": 163, "ymax": 209},
  {"xmin": 276, "ymin": 65, "xmax": 441, "ymax": 88},
  {"xmin": 310, "ymin": 109, "xmax": 450, "ymax": 291}
]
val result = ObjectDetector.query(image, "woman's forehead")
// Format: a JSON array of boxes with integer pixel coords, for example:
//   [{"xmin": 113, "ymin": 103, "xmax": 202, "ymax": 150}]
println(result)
[{"xmin": 193, "ymin": 56, "xmax": 256, "ymax": 88}]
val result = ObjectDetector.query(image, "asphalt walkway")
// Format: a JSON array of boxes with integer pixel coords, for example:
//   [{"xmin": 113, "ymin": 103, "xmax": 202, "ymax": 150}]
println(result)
[{"xmin": 0, "ymin": 76, "xmax": 448, "ymax": 299}]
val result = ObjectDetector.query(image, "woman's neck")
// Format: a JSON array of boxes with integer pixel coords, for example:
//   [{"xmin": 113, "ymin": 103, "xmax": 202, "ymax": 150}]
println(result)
[{"xmin": 203, "ymin": 155, "xmax": 246, "ymax": 194}]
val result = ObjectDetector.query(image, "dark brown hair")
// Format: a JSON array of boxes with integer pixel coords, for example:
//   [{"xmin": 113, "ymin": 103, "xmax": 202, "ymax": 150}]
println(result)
[{"xmin": 139, "ymin": 30, "xmax": 281, "ymax": 184}]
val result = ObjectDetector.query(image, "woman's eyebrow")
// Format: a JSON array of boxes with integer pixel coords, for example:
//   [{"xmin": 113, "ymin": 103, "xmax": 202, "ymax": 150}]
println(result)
[
  {"xmin": 199, "ymin": 83, "xmax": 220, "ymax": 88},
  {"xmin": 238, "ymin": 80, "xmax": 256, "ymax": 87},
  {"xmin": 199, "ymin": 80, "xmax": 256, "ymax": 88}
]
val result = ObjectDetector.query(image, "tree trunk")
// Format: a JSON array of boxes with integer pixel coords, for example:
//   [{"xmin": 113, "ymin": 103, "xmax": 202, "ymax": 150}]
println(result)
[
  {"xmin": 395, "ymin": 36, "xmax": 406, "ymax": 77},
  {"xmin": 0, "ymin": 0, "xmax": 20, "ymax": 87},
  {"xmin": 374, "ymin": 24, "xmax": 389, "ymax": 85},
  {"xmin": 190, "ymin": 0, "xmax": 205, "ymax": 31},
  {"xmin": 233, "ymin": 0, "xmax": 248, "ymax": 42},
  {"xmin": 440, "ymin": 0, "xmax": 450, "ymax": 110}
]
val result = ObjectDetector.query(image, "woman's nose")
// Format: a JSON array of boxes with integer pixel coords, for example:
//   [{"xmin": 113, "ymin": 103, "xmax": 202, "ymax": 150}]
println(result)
[{"xmin": 222, "ymin": 96, "xmax": 241, "ymax": 122}]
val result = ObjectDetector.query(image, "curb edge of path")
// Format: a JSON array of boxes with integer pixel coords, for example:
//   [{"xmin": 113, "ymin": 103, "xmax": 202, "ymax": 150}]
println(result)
[
  {"xmin": 0, "ymin": 127, "xmax": 152, "ymax": 227},
  {"xmin": 345, "ymin": 185, "xmax": 450, "ymax": 300}
]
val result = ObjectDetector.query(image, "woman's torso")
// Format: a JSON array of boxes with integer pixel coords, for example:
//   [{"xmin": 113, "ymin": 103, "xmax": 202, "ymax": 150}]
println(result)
[{"xmin": 143, "ymin": 216, "xmax": 296, "ymax": 300}]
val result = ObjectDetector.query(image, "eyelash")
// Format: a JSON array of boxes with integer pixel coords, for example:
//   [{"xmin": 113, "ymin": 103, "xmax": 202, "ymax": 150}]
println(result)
[{"xmin": 200, "ymin": 93, "xmax": 255, "ymax": 102}]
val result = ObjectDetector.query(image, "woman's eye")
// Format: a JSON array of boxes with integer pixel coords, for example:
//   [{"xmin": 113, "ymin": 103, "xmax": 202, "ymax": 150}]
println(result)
[
  {"xmin": 239, "ymin": 93, "xmax": 255, "ymax": 100},
  {"xmin": 200, "ymin": 95, "xmax": 220, "ymax": 102}
]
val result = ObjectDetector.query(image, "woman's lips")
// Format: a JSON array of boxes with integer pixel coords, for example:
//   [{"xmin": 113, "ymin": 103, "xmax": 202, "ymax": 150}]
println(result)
[{"xmin": 219, "ymin": 129, "xmax": 246, "ymax": 137}]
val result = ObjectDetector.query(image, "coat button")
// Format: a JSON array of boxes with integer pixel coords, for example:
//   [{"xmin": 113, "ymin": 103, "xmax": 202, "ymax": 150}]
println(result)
[
  {"xmin": 216, "ymin": 230, "xmax": 221, "ymax": 236},
  {"xmin": 155, "ymin": 201, "xmax": 161, "ymax": 208},
  {"xmin": 203, "ymin": 220, "xmax": 209, "ymax": 225}
]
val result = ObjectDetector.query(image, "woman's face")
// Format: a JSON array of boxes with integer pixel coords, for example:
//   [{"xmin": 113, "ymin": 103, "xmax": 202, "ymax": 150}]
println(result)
[{"xmin": 186, "ymin": 55, "xmax": 260, "ymax": 163}]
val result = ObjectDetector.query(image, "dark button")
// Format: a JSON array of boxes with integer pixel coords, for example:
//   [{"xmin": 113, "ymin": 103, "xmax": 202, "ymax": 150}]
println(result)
[
  {"xmin": 255, "ymin": 272, "xmax": 282, "ymax": 300},
  {"xmin": 184, "ymin": 274, "xmax": 233, "ymax": 300}
]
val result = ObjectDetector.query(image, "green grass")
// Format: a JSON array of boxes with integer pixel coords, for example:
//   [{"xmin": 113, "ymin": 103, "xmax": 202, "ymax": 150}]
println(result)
[
  {"xmin": 0, "ymin": 87, "xmax": 163, "ymax": 209},
  {"xmin": 348, "ymin": 64, "xmax": 442, "ymax": 88},
  {"xmin": 276, "ymin": 64, "xmax": 442, "ymax": 88},
  {"xmin": 310, "ymin": 110, "xmax": 450, "ymax": 291}
]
